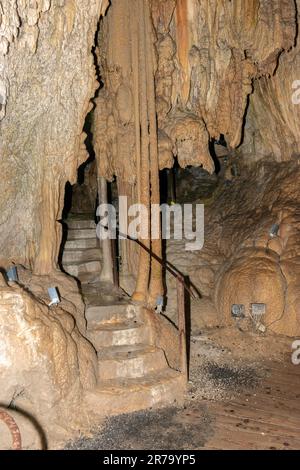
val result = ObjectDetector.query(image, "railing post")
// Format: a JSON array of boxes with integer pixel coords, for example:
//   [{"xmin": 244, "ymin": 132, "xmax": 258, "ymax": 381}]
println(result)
[
  {"xmin": 177, "ymin": 275, "xmax": 188, "ymax": 383},
  {"xmin": 97, "ymin": 176, "xmax": 115, "ymax": 285}
]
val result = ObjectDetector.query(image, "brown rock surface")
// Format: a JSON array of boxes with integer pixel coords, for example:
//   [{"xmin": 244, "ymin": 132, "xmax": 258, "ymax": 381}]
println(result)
[
  {"xmin": 0, "ymin": 0, "xmax": 108, "ymax": 273},
  {"xmin": 166, "ymin": 160, "xmax": 300, "ymax": 337},
  {"xmin": 237, "ymin": 0, "xmax": 300, "ymax": 163},
  {"xmin": 0, "ymin": 281, "xmax": 98, "ymax": 445},
  {"xmin": 0, "ymin": 0, "xmax": 108, "ymax": 446},
  {"xmin": 1, "ymin": 0, "xmax": 300, "ymax": 448}
]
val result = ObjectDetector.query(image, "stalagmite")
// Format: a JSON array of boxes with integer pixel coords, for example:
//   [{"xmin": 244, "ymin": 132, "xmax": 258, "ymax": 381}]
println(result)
[
  {"xmin": 145, "ymin": 0, "xmax": 164, "ymax": 306},
  {"xmin": 33, "ymin": 176, "xmax": 63, "ymax": 275},
  {"xmin": 132, "ymin": 0, "xmax": 152, "ymax": 303}
]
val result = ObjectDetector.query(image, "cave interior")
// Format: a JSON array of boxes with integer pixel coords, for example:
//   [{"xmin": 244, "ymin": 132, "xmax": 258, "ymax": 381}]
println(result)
[{"xmin": 1, "ymin": 0, "xmax": 300, "ymax": 451}]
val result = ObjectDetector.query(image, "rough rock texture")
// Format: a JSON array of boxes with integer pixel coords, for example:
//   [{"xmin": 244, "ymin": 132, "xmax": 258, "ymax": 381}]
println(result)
[
  {"xmin": 1, "ymin": 0, "xmax": 300, "ymax": 448},
  {"xmin": 152, "ymin": 0, "xmax": 295, "ymax": 168},
  {"xmin": 0, "ymin": 274, "xmax": 98, "ymax": 445},
  {"xmin": 238, "ymin": 0, "xmax": 300, "ymax": 163},
  {"xmin": 143, "ymin": 307, "xmax": 181, "ymax": 370},
  {"xmin": 92, "ymin": 0, "xmax": 297, "ymax": 303},
  {"xmin": 153, "ymin": 0, "xmax": 300, "ymax": 338},
  {"xmin": 0, "ymin": 0, "xmax": 108, "ymax": 273},
  {"xmin": 93, "ymin": 0, "xmax": 165, "ymax": 304},
  {"xmin": 0, "ymin": 0, "xmax": 109, "ymax": 446},
  {"xmin": 94, "ymin": 0, "xmax": 296, "ymax": 179},
  {"xmin": 166, "ymin": 160, "xmax": 300, "ymax": 337}
]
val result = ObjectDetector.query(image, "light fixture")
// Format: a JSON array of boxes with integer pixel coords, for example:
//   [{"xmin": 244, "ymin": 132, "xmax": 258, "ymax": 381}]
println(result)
[
  {"xmin": 6, "ymin": 266, "xmax": 18, "ymax": 282},
  {"xmin": 269, "ymin": 223, "xmax": 280, "ymax": 238},
  {"xmin": 231, "ymin": 304, "xmax": 245, "ymax": 318},
  {"xmin": 48, "ymin": 287, "xmax": 60, "ymax": 307},
  {"xmin": 155, "ymin": 295, "xmax": 164, "ymax": 314}
]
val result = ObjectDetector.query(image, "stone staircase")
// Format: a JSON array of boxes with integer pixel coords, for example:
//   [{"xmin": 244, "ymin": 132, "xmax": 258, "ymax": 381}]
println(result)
[
  {"xmin": 62, "ymin": 215, "xmax": 102, "ymax": 284},
  {"xmin": 62, "ymin": 215, "xmax": 186, "ymax": 415},
  {"xmin": 84, "ymin": 302, "xmax": 185, "ymax": 415}
]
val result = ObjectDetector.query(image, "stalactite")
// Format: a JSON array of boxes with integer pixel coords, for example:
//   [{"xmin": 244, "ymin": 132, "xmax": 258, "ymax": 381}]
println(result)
[
  {"xmin": 132, "ymin": 0, "xmax": 152, "ymax": 303},
  {"xmin": 93, "ymin": 0, "xmax": 163, "ymax": 304},
  {"xmin": 0, "ymin": 1, "xmax": 109, "ymax": 270}
]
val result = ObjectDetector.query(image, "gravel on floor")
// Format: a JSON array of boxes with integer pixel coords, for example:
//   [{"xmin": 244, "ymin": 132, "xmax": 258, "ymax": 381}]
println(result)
[{"xmin": 65, "ymin": 405, "xmax": 214, "ymax": 450}]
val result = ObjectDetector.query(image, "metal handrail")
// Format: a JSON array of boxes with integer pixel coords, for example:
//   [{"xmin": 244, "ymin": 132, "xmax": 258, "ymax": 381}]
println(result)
[
  {"xmin": 99, "ymin": 223, "xmax": 197, "ymax": 298},
  {"xmin": 99, "ymin": 223, "xmax": 192, "ymax": 381}
]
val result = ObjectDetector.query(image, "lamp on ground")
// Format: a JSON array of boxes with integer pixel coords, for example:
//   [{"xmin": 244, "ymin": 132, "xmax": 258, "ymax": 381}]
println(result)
[
  {"xmin": 6, "ymin": 266, "xmax": 18, "ymax": 282},
  {"xmin": 231, "ymin": 304, "xmax": 245, "ymax": 319},
  {"xmin": 155, "ymin": 295, "xmax": 164, "ymax": 314},
  {"xmin": 269, "ymin": 223, "xmax": 280, "ymax": 238},
  {"xmin": 48, "ymin": 287, "xmax": 60, "ymax": 307}
]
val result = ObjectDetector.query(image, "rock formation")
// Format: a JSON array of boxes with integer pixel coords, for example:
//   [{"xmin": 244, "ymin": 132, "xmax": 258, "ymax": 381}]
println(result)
[
  {"xmin": 0, "ymin": 0, "xmax": 109, "ymax": 273},
  {"xmin": 238, "ymin": 0, "xmax": 300, "ymax": 162},
  {"xmin": 1, "ymin": 0, "xmax": 300, "ymax": 447},
  {"xmin": 0, "ymin": 0, "xmax": 109, "ymax": 444}
]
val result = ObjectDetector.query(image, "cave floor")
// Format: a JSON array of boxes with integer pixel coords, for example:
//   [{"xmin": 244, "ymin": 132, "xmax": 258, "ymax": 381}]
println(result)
[{"xmin": 66, "ymin": 329, "xmax": 300, "ymax": 450}]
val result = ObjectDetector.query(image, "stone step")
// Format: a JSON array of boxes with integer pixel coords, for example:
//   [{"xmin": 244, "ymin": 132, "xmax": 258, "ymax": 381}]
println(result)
[
  {"xmin": 86, "ymin": 303, "xmax": 136, "ymax": 328},
  {"xmin": 64, "ymin": 238, "xmax": 99, "ymax": 250},
  {"xmin": 62, "ymin": 248, "xmax": 102, "ymax": 264},
  {"xmin": 67, "ymin": 219, "xmax": 96, "ymax": 230},
  {"xmin": 85, "ymin": 370, "xmax": 185, "ymax": 416},
  {"xmin": 98, "ymin": 344, "xmax": 167, "ymax": 380},
  {"xmin": 77, "ymin": 272, "xmax": 101, "ymax": 285},
  {"xmin": 87, "ymin": 321, "xmax": 151, "ymax": 349},
  {"xmin": 68, "ymin": 228, "xmax": 97, "ymax": 240},
  {"xmin": 64, "ymin": 260, "xmax": 101, "ymax": 278}
]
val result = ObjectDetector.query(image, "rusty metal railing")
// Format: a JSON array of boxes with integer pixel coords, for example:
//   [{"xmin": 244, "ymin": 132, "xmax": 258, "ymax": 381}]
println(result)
[
  {"xmin": 0, "ymin": 409, "xmax": 22, "ymax": 450},
  {"xmin": 176, "ymin": 274, "xmax": 188, "ymax": 382}
]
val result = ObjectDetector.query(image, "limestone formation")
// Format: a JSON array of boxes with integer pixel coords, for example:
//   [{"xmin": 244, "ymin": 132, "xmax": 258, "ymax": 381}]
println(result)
[
  {"xmin": 0, "ymin": 280, "xmax": 98, "ymax": 443},
  {"xmin": 152, "ymin": 0, "xmax": 295, "ymax": 164},
  {"xmin": 93, "ymin": 0, "xmax": 297, "ymax": 307},
  {"xmin": 93, "ymin": 0, "xmax": 164, "ymax": 305},
  {"xmin": 0, "ymin": 0, "xmax": 109, "ymax": 445},
  {"xmin": 238, "ymin": 0, "xmax": 300, "ymax": 163},
  {"xmin": 166, "ymin": 160, "xmax": 300, "ymax": 337},
  {"xmin": 0, "ymin": 0, "xmax": 109, "ymax": 273},
  {"xmin": 1, "ymin": 0, "xmax": 300, "ymax": 448}
]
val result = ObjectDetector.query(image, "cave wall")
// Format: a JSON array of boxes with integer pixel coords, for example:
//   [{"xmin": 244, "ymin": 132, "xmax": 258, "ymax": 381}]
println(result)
[
  {"xmin": 152, "ymin": 0, "xmax": 296, "ymax": 169},
  {"xmin": 0, "ymin": 0, "xmax": 300, "ymax": 443},
  {"xmin": 0, "ymin": 0, "xmax": 108, "ymax": 273},
  {"xmin": 94, "ymin": 0, "xmax": 296, "ymax": 178},
  {"xmin": 0, "ymin": 0, "xmax": 110, "ymax": 445},
  {"xmin": 238, "ymin": 0, "xmax": 300, "ymax": 163},
  {"xmin": 163, "ymin": 0, "xmax": 300, "ymax": 336},
  {"xmin": 93, "ymin": 0, "xmax": 297, "ymax": 300},
  {"xmin": 1, "ymin": 0, "xmax": 298, "ymax": 324},
  {"xmin": 0, "ymin": 275, "xmax": 98, "ymax": 444}
]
